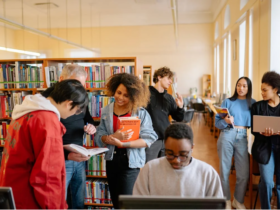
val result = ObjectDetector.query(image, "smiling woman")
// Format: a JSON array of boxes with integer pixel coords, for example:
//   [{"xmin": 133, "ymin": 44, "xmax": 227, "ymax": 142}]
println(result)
[{"xmin": 94, "ymin": 73, "xmax": 157, "ymax": 209}]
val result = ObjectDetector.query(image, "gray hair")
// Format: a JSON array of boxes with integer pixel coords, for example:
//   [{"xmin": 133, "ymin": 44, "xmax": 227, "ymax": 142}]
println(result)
[{"xmin": 60, "ymin": 64, "xmax": 87, "ymax": 78}]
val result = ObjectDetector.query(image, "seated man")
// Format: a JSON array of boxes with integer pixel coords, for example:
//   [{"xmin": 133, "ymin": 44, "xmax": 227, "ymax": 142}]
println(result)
[{"xmin": 133, "ymin": 123, "xmax": 223, "ymax": 197}]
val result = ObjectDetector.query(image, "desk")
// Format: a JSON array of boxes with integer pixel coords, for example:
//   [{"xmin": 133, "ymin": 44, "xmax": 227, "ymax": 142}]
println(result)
[{"xmin": 201, "ymin": 97, "xmax": 219, "ymax": 137}]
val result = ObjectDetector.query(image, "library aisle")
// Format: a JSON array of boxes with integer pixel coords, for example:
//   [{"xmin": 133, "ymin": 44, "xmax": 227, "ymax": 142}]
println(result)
[{"xmin": 191, "ymin": 117, "xmax": 262, "ymax": 209}]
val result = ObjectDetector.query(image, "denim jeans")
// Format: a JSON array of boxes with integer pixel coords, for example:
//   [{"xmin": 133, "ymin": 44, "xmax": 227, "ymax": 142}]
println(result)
[
  {"xmin": 259, "ymin": 143, "xmax": 280, "ymax": 209},
  {"xmin": 65, "ymin": 160, "xmax": 86, "ymax": 209},
  {"xmin": 106, "ymin": 149, "xmax": 140, "ymax": 209},
  {"xmin": 217, "ymin": 128, "xmax": 249, "ymax": 203}
]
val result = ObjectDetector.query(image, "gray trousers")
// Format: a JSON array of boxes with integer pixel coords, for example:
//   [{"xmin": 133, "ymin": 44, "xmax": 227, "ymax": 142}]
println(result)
[{"xmin": 145, "ymin": 139, "xmax": 165, "ymax": 163}]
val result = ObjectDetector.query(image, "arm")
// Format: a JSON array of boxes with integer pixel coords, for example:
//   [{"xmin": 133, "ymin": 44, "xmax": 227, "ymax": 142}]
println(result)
[
  {"xmin": 251, "ymin": 103, "xmax": 261, "ymax": 137},
  {"xmin": 215, "ymin": 100, "xmax": 229, "ymax": 130},
  {"xmin": 169, "ymin": 94, "xmax": 184, "ymax": 122},
  {"xmin": 83, "ymin": 106, "xmax": 95, "ymax": 125},
  {"xmin": 94, "ymin": 112, "xmax": 110, "ymax": 148},
  {"xmin": 29, "ymin": 120, "xmax": 67, "ymax": 209},
  {"xmin": 133, "ymin": 164, "xmax": 150, "ymax": 195}
]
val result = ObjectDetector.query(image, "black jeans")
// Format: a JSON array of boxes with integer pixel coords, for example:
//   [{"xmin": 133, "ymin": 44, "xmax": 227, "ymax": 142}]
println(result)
[
  {"xmin": 145, "ymin": 139, "xmax": 165, "ymax": 163},
  {"xmin": 106, "ymin": 148, "xmax": 140, "ymax": 209}
]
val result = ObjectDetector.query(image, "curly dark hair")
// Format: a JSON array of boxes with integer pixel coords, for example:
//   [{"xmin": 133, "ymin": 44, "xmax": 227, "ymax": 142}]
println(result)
[
  {"xmin": 164, "ymin": 123, "xmax": 193, "ymax": 145},
  {"xmin": 153, "ymin": 66, "xmax": 174, "ymax": 84},
  {"xmin": 106, "ymin": 73, "xmax": 150, "ymax": 112},
  {"xmin": 262, "ymin": 71, "xmax": 280, "ymax": 94}
]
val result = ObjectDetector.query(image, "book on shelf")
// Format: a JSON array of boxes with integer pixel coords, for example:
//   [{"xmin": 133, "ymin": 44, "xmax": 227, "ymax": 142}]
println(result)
[
  {"xmin": 63, "ymin": 144, "xmax": 109, "ymax": 157},
  {"xmin": 117, "ymin": 117, "xmax": 141, "ymax": 142},
  {"xmin": 0, "ymin": 121, "xmax": 9, "ymax": 145},
  {"xmin": 85, "ymin": 179, "xmax": 112, "ymax": 205},
  {"xmin": 86, "ymin": 154, "xmax": 106, "ymax": 176},
  {"xmin": 213, "ymin": 105, "xmax": 235, "ymax": 128},
  {"xmin": 0, "ymin": 63, "xmax": 43, "ymax": 89}
]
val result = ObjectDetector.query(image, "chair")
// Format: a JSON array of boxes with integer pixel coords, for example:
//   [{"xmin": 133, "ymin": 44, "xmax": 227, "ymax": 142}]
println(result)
[
  {"xmin": 192, "ymin": 103, "xmax": 207, "ymax": 124},
  {"xmin": 183, "ymin": 109, "xmax": 195, "ymax": 125}
]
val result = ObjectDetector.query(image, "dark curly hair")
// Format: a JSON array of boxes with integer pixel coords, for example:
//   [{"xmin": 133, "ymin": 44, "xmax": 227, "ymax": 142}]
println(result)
[
  {"xmin": 106, "ymin": 73, "xmax": 150, "ymax": 112},
  {"xmin": 164, "ymin": 123, "xmax": 193, "ymax": 145},
  {"xmin": 262, "ymin": 71, "xmax": 280, "ymax": 94},
  {"xmin": 153, "ymin": 66, "xmax": 174, "ymax": 84}
]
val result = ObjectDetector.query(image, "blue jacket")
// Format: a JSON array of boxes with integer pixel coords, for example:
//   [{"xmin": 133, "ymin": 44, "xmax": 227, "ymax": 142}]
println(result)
[{"xmin": 94, "ymin": 102, "xmax": 158, "ymax": 168}]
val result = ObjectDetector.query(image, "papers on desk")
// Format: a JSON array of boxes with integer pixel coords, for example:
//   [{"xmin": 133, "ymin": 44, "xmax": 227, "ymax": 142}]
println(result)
[{"xmin": 204, "ymin": 99, "xmax": 212, "ymax": 103}]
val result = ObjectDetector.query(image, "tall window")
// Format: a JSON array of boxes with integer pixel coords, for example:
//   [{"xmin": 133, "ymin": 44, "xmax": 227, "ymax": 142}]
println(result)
[
  {"xmin": 248, "ymin": 10, "xmax": 253, "ymax": 80},
  {"xmin": 217, "ymin": 45, "xmax": 220, "ymax": 94},
  {"xmin": 227, "ymin": 33, "xmax": 232, "ymax": 95},
  {"xmin": 214, "ymin": 47, "xmax": 217, "ymax": 94},
  {"xmin": 223, "ymin": 38, "xmax": 227, "ymax": 93},
  {"xmin": 239, "ymin": 21, "xmax": 246, "ymax": 77}
]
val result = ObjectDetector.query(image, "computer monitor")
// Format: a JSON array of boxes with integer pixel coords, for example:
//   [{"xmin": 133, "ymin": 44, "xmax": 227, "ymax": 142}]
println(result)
[
  {"xmin": 119, "ymin": 195, "xmax": 226, "ymax": 209},
  {"xmin": 0, "ymin": 187, "xmax": 16, "ymax": 209}
]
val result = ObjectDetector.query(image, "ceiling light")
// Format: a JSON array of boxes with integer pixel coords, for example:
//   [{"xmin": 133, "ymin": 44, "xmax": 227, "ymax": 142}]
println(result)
[{"xmin": 0, "ymin": 47, "xmax": 40, "ymax": 56}]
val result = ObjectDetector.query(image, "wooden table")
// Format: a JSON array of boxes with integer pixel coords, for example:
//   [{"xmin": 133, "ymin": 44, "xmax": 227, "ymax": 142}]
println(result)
[{"xmin": 201, "ymin": 97, "xmax": 219, "ymax": 137}]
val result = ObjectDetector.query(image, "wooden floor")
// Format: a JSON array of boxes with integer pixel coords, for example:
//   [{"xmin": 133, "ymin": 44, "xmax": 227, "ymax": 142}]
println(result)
[{"xmin": 190, "ymin": 115, "xmax": 262, "ymax": 209}]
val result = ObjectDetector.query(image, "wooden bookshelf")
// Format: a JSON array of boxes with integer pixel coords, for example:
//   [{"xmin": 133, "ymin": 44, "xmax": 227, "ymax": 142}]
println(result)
[
  {"xmin": 86, "ymin": 175, "xmax": 107, "ymax": 178},
  {"xmin": 84, "ymin": 203, "xmax": 113, "ymax": 207},
  {"xmin": 202, "ymin": 74, "xmax": 211, "ymax": 97},
  {"xmin": 143, "ymin": 65, "xmax": 152, "ymax": 86},
  {"xmin": 0, "ymin": 145, "xmax": 4, "ymax": 147}
]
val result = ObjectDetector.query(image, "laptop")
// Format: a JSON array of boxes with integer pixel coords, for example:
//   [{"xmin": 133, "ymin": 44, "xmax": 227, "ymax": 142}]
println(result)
[
  {"xmin": 253, "ymin": 115, "xmax": 280, "ymax": 133},
  {"xmin": 119, "ymin": 195, "xmax": 226, "ymax": 209}
]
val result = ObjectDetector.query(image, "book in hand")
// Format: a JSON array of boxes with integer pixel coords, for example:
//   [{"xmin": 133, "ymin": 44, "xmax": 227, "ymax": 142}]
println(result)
[
  {"xmin": 63, "ymin": 144, "xmax": 109, "ymax": 157},
  {"xmin": 117, "ymin": 117, "xmax": 141, "ymax": 142},
  {"xmin": 213, "ymin": 105, "xmax": 235, "ymax": 128}
]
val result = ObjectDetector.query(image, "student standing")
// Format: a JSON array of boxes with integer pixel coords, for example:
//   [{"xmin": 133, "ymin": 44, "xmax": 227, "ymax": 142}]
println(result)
[
  {"xmin": 215, "ymin": 77, "xmax": 255, "ymax": 209},
  {"xmin": 94, "ymin": 73, "xmax": 158, "ymax": 209},
  {"xmin": 42, "ymin": 64, "xmax": 96, "ymax": 209},
  {"xmin": 145, "ymin": 67, "xmax": 184, "ymax": 162},
  {"xmin": 0, "ymin": 80, "xmax": 88, "ymax": 209},
  {"xmin": 251, "ymin": 71, "xmax": 280, "ymax": 209}
]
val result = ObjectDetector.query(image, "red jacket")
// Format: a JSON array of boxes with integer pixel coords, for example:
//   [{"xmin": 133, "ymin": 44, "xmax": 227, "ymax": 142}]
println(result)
[{"xmin": 0, "ymin": 110, "xmax": 68, "ymax": 209}]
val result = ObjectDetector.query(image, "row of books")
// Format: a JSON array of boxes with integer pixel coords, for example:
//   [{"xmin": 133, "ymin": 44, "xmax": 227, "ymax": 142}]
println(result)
[
  {"xmin": 0, "ymin": 63, "xmax": 44, "ymax": 89},
  {"xmin": 45, "ymin": 64, "xmax": 135, "ymax": 88},
  {"xmin": 86, "ymin": 154, "xmax": 106, "ymax": 176},
  {"xmin": 0, "ymin": 92, "xmax": 31, "ymax": 118},
  {"xmin": 85, "ymin": 180, "xmax": 112, "ymax": 204},
  {"xmin": 86, "ymin": 207, "xmax": 112, "ymax": 209},
  {"xmin": 88, "ymin": 94, "xmax": 114, "ymax": 118},
  {"xmin": 0, "ymin": 121, "xmax": 9, "ymax": 145}
]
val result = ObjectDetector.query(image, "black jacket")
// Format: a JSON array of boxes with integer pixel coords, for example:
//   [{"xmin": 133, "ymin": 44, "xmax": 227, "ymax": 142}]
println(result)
[
  {"xmin": 146, "ymin": 86, "xmax": 184, "ymax": 140},
  {"xmin": 251, "ymin": 100, "xmax": 273, "ymax": 164},
  {"xmin": 42, "ymin": 86, "xmax": 95, "ymax": 160}
]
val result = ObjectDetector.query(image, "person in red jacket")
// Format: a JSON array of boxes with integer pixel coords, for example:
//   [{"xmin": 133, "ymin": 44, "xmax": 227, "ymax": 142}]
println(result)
[{"xmin": 0, "ymin": 79, "xmax": 88, "ymax": 209}]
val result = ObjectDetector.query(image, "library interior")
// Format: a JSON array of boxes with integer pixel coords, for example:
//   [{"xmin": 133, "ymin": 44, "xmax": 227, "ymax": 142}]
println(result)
[{"xmin": 0, "ymin": 0, "xmax": 280, "ymax": 209}]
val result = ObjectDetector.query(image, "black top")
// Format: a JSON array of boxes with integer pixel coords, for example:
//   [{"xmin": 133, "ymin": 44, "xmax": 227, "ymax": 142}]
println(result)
[
  {"xmin": 42, "ymin": 86, "xmax": 95, "ymax": 160},
  {"xmin": 267, "ymin": 103, "xmax": 280, "ymax": 145},
  {"xmin": 145, "ymin": 86, "xmax": 184, "ymax": 140}
]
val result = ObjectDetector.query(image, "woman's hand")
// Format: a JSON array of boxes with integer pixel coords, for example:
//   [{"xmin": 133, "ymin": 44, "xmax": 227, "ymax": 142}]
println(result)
[
  {"xmin": 224, "ymin": 115, "xmax": 234, "ymax": 125},
  {"xmin": 68, "ymin": 152, "xmax": 90, "ymax": 162},
  {"xmin": 84, "ymin": 124, "xmax": 96, "ymax": 135},
  {"xmin": 260, "ymin": 127, "xmax": 280, "ymax": 136},
  {"xmin": 102, "ymin": 135, "xmax": 123, "ymax": 147},
  {"xmin": 111, "ymin": 127, "xmax": 134, "ymax": 140}
]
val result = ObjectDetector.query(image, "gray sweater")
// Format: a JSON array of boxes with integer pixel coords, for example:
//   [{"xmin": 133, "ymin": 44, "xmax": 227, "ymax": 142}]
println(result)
[{"xmin": 133, "ymin": 157, "xmax": 223, "ymax": 197}]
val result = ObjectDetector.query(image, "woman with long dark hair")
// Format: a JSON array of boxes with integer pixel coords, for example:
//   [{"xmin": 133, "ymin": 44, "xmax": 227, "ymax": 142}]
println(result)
[
  {"xmin": 215, "ymin": 77, "xmax": 255, "ymax": 209},
  {"xmin": 251, "ymin": 71, "xmax": 280, "ymax": 209}
]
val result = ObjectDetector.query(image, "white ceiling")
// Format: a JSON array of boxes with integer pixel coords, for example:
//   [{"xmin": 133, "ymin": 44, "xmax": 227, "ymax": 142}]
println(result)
[{"xmin": 0, "ymin": 0, "xmax": 227, "ymax": 29}]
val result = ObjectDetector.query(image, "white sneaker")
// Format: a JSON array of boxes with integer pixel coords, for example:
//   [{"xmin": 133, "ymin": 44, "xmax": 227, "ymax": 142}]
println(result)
[
  {"xmin": 232, "ymin": 197, "xmax": 246, "ymax": 209},
  {"xmin": 226, "ymin": 200, "xmax": 232, "ymax": 209}
]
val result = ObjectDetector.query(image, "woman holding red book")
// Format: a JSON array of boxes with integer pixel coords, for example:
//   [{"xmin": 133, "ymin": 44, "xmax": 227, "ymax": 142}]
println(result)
[{"xmin": 94, "ymin": 73, "xmax": 158, "ymax": 209}]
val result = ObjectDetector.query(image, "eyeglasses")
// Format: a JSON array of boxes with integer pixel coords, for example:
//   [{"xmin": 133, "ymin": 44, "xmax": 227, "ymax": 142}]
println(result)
[
  {"xmin": 165, "ymin": 150, "xmax": 191, "ymax": 162},
  {"xmin": 75, "ymin": 107, "xmax": 83, "ymax": 115}
]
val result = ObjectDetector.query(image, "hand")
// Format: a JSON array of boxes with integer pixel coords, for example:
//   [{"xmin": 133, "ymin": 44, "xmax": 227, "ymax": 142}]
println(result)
[
  {"xmin": 175, "ymin": 93, "xmax": 184, "ymax": 108},
  {"xmin": 84, "ymin": 124, "xmax": 96, "ymax": 135},
  {"xmin": 111, "ymin": 127, "xmax": 134, "ymax": 140},
  {"xmin": 103, "ymin": 135, "xmax": 123, "ymax": 147},
  {"xmin": 260, "ymin": 127, "xmax": 279, "ymax": 136},
  {"xmin": 224, "ymin": 115, "xmax": 234, "ymax": 125},
  {"xmin": 68, "ymin": 152, "xmax": 90, "ymax": 162}
]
